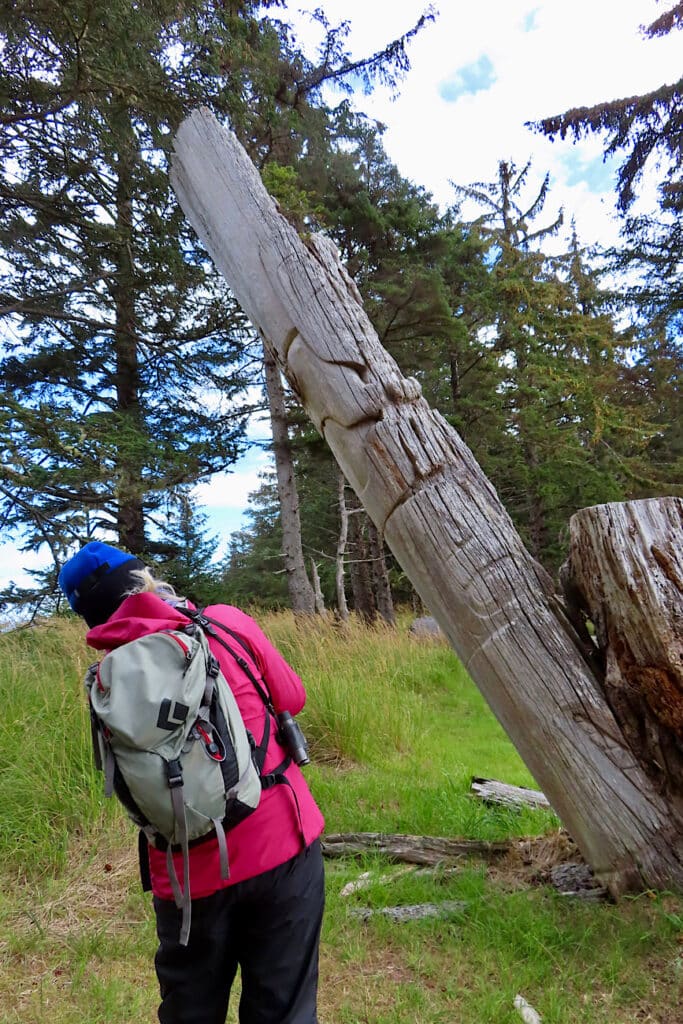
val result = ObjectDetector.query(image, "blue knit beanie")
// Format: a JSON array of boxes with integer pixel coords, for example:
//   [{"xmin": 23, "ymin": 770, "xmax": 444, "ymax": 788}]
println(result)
[{"xmin": 58, "ymin": 542, "xmax": 145, "ymax": 627}]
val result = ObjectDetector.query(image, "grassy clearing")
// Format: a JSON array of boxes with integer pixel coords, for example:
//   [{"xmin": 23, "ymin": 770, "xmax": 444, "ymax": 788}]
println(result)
[
  {"xmin": 0, "ymin": 612, "xmax": 680, "ymax": 1023},
  {"xmin": 266, "ymin": 611, "xmax": 558, "ymax": 839}
]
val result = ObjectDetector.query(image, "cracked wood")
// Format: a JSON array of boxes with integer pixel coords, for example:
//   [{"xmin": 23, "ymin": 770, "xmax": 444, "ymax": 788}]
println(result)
[{"xmin": 170, "ymin": 108, "xmax": 683, "ymax": 894}]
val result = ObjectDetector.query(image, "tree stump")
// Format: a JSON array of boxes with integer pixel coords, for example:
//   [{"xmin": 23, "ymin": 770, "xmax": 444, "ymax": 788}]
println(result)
[{"xmin": 565, "ymin": 497, "xmax": 683, "ymax": 815}]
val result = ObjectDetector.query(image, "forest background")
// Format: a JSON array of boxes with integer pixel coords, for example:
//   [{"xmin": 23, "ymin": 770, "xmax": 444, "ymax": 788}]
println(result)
[{"xmin": 0, "ymin": 0, "xmax": 681, "ymax": 622}]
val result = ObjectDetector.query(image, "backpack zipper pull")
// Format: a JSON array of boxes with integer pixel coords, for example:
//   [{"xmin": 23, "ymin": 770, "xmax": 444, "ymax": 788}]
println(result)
[{"xmin": 192, "ymin": 722, "xmax": 225, "ymax": 762}]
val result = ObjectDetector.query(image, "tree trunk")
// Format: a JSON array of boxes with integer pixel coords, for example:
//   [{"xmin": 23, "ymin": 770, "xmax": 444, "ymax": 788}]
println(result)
[
  {"xmin": 113, "ymin": 117, "xmax": 146, "ymax": 554},
  {"xmin": 449, "ymin": 351, "xmax": 461, "ymax": 409},
  {"xmin": 348, "ymin": 500, "xmax": 377, "ymax": 624},
  {"xmin": 563, "ymin": 497, "xmax": 683, "ymax": 816},
  {"xmin": 262, "ymin": 339, "xmax": 316, "ymax": 614},
  {"xmin": 310, "ymin": 557, "xmax": 327, "ymax": 616},
  {"xmin": 170, "ymin": 110, "xmax": 683, "ymax": 893},
  {"xmin": 521, "ymin": 438, "xmax": 548, "ymax": 562},
  {"xmin": 335, "ymin": 471, "xmax": 350, "ymax": 621},
  {"xmin": 368, "ymin": 519, "xmax": 396, "ymax": 626}
]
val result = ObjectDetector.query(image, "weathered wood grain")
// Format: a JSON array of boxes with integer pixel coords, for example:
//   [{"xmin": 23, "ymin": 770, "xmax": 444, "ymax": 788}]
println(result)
[
  {"xmin": 321, "ymin": 832, "xmax": 511, "ymax": 864},
  {"xmin": 471, "ymin": 778, "xmax": 551, "ymax": 809},
  {"xmin": 170, "ymin": 108, "xmax": 683, "ymax": 892},
  {"xmin": 567, "ymin": 498, "xmax": 683, "ymax": 814}
]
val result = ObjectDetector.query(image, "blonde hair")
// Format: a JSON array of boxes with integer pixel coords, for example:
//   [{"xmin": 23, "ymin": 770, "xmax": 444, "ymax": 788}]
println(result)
[{"xmin": 128, "ymin": 567, "xmax": 186, "ymax": 605}]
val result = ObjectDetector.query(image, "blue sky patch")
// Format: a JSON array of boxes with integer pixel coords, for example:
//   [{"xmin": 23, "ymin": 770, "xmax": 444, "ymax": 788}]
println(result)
[
  {"xmin": 562, "ymin": 150, "xmax": 617, "ymax": 193},
  {"xmin": 522, "ymin": 8, "xmax": 540, "ymax": 32},
  {"xmin": 439, "ymin": 55, "xmax": 497, "ymax": 102}
]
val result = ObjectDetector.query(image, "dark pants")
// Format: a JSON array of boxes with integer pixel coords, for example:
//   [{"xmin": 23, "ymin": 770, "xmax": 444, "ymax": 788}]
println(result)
[{"xmin": 153, "ymin": 841, "xmax": 324, "ymax": 1024}]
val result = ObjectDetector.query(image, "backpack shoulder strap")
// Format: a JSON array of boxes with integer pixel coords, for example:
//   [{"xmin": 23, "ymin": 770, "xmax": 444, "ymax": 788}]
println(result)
[
  {"xmin": 178, "ymin": 607, "xmax": 275, "ymax": 711},
  {"xmin": 201, "ymin": 614, "xmax": 258, "ymax": 665}
]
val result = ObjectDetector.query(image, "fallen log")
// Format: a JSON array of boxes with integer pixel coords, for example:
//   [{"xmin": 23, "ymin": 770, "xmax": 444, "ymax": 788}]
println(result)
[
  {"xmin": 322, "ymin": 832, "xmax": 511, "ymax": 865},
  {"xmin": 471, "ymin": 777, "xmax": 551, "ymax": 810}
]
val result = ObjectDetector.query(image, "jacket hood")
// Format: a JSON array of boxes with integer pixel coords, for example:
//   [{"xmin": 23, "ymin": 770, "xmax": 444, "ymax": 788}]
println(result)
[{"xmin": 86, "ymin": 591, "xmax": 196, "ymax": 650}]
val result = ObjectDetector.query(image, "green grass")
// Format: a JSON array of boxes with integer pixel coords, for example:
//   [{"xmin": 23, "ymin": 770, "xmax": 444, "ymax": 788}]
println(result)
[
  {"xmin": 266, "ymin": 612, "xmax": 558, "ymax": 838},
  {"xmin": 0, "ymin": 619, "xmax": 115, "ymax": 874},
  {"xmin": 0, "ymin": 611, "xmax": 680, "ymax": 1023}
]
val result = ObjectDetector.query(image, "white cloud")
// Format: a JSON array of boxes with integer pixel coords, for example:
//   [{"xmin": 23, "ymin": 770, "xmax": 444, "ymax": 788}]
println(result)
[
  {"xmin": 296, "ymin": 0, "xmax": 681, "ymax": 247},
  {"xmin": 0, "ymin": 542, "xmax": 51, "ymax": 591},
  {"xmin": 194, "ymin": 450, "xmax": 271, "ymax": 511},
  {"xmin": 192, "ymin": 444, "xmax": 275, "ymax": 558}
]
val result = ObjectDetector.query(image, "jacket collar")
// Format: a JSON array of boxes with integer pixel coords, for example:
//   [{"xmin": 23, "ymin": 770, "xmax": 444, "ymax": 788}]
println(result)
[{"xmin": 86, "ymin": 592, "xmax": 196, "ymax": 651}]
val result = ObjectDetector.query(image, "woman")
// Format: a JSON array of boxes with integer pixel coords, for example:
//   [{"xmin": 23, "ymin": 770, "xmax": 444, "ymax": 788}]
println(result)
[{"xmin": 59, "ymin": 540, "xmax": 325, "ymax": 1024}]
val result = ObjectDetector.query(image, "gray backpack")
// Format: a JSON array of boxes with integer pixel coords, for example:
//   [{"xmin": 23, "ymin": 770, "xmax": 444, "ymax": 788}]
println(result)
[{"xmin": 85, "ymin": 615, "xmax": 287, "ymax": 945}]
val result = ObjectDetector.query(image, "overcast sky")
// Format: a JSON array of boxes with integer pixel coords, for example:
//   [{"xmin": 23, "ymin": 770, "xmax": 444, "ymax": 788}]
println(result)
[{"xmin": 2, "ymin": 1, "xmax": 680, "ymax": 595}]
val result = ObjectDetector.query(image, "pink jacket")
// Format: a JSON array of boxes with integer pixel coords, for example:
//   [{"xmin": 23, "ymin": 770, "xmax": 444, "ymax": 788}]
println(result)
[{"xmin": 86, "ymin": 593, "xmax": 325, "ymax": 900}]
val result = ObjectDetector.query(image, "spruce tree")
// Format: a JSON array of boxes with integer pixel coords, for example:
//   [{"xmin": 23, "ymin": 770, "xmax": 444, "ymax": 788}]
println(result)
[
  {"xmin": 0, "ymin": 0, "xmax": 261, "ymax": 583},
  {"xmin": 531, "ymin": 3, "xmax": 682, "ymax": 417},
  {"xmin": 151, "ymin": 488, "xmax": 223, "ymax": 605},
  {"xmin": 450, "ymin": 161, "xmax": 646, "ymax": 567},
  {"xmin": 0, "ymin": 0, "xmax": 434, "ymax": 614}
]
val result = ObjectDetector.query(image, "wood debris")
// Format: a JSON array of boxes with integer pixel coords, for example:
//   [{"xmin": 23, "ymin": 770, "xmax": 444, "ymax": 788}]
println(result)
[
  {"xmin": 339, "ymin": 865, "xmax": 460, "ymax": 897},
  {"xmin": 322, "ymin": 832, "xmax": 511, "ymax": 866},
  {"xmin": 514, "ymin": 994, "xmax": 542, "ymax": 1023},
  {"xmin": 349, "ymin": 900, "xmax": 467, "ymax": 923},
  {"xmin": 471, "ymin": 777, "xmax": 550, "ymax": 810}
]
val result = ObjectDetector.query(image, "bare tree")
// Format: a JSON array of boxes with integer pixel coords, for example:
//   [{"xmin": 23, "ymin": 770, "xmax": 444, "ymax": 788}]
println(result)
[
  {"xmin": 368, "ymin": 519, "xmax": 396, "ymax": 626},
  {"xmin": 335, "ymin": 472, "xmax": 350, "ymax": 621},
  {"xmin": 310, "ymin": 557, "xmax": 327, "ymax": 616},
  {"xmin": 347, "ymin": 495, "xmax": 377, "ymax": 624},
  {"xmin": 262, "ymin": 340, "xmax": 316, "ymax": 614}
]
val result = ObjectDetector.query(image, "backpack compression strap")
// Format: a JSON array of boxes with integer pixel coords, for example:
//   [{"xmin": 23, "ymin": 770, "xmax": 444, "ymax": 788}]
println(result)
[
  {"xmin": 161, "ymin": 656, "xmax": 231, "ymax": 947},
  {"xmin": 164, "ymin": 758, "xmax": 192, "ymax": 946}
]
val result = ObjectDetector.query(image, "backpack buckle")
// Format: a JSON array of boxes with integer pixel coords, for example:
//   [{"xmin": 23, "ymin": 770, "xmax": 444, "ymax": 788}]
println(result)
[{"xmin": 165, "ymin": 759, "xmax": 184, "ymax": 788}]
